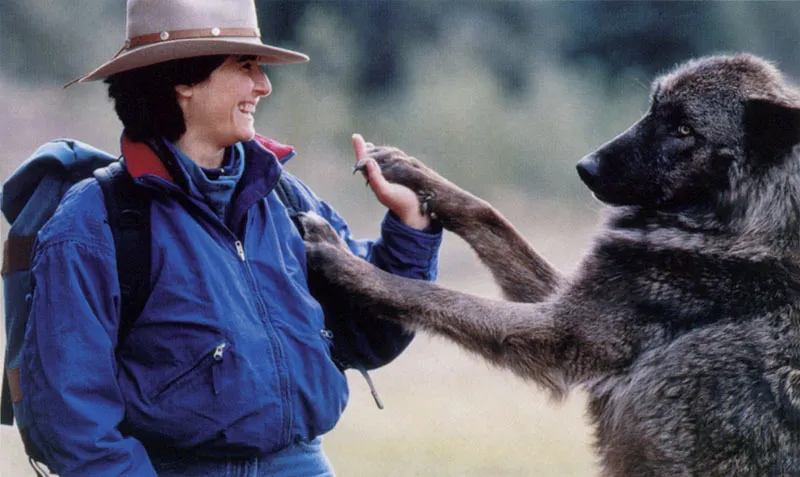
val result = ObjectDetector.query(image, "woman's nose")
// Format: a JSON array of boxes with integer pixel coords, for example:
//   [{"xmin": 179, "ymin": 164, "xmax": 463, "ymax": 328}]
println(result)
[{"xmin": 253, "ymin": 70, "xmax": 271, "ymax": 97}]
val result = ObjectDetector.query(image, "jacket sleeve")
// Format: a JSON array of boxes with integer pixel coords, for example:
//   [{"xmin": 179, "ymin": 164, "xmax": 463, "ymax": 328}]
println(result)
[
  {"xmin": 21, "ymin": 237, "xmax": 157, "ymax": 476},
  {"xmin": 290, "ymin": 175, "xmax": 443, "ymax": 369}
]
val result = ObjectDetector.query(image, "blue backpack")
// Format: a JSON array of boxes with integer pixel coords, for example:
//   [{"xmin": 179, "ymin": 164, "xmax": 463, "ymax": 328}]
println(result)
[{"xmin": 1, "ymin": 139, "xmax": 152, "ymax": 465}]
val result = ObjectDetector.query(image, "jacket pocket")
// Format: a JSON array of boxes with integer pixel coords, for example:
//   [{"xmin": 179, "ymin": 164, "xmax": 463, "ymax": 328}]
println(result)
[{"xmin": 149, "ymin": 341, "xmax": 228, "ymax": 401}]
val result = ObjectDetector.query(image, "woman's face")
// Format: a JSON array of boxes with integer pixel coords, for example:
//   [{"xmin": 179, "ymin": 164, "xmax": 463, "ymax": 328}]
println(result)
[{"xmin": 177, "ymin": 55, "xmax": 271, "ymax": 148}]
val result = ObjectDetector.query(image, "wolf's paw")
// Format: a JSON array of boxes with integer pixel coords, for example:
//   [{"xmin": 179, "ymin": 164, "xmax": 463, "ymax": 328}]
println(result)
[
  {"xmin": 296, "ymin": 211, "xmax": 342, "ymax": 246},
  {"xmin": 297, "ymin": 211, "xmax": 375, "ymax": 304},
  {"xmin": 353, "ymin": 146, "xmax": 446, "ymax": 217},
  {"xmin": 297, "ymin": 211, "xmax": 361, "ymax": 273}
]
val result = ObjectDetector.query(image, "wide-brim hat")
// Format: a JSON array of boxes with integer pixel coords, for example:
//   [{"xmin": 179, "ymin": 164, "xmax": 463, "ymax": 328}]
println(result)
[{"xmin": 66, "ymin": 0, "xmax": 309, "ymax": 86}]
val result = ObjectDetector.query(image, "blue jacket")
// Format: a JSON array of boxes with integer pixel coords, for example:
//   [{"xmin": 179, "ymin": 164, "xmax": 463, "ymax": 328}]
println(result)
[{"xmin": 21, "ymin": 135, "xmax": 442, "ymax": 476}]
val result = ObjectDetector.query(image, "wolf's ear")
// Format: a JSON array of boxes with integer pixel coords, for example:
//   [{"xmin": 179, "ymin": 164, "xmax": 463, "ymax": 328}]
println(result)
[{"xmin": 744, "ymin": 99, "xmax": 800, "ymax": 159}]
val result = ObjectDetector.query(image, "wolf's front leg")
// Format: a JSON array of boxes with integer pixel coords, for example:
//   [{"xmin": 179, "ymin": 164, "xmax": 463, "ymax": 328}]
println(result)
[
  {"xmin": 299, "ymin": 211, "xmax": 624, "ymax": 397},
  {"xmin": 355, "ymin": 146, "xmax": 564, "ymax": 302}
]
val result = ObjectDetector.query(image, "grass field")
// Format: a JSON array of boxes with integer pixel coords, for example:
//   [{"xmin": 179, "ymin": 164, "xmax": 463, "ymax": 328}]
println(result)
[{"xmin": 325, "ymin": 342, "xmax": 597, "ymax": 476}]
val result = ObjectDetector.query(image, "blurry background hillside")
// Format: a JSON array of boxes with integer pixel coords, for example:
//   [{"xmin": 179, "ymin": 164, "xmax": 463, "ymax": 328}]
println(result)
[{"xmin": 2, "ymin": 1, "xmax": 800, "ymax": 476}]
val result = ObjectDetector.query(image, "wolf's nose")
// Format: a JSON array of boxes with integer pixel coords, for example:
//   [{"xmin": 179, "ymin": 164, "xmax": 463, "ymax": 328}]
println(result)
[{"xmin": 576, "ymin": 155, "xmax": 599, "ymax": 186}]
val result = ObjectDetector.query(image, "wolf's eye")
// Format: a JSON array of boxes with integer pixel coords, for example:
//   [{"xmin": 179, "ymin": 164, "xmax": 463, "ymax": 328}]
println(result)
[{"xmin": 677, "ymin": 125, "xmax": 692, "ymax": 137}]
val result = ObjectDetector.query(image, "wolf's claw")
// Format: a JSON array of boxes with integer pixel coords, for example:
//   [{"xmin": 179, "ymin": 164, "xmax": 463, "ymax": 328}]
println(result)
[
  {"xmin": 353, "ymin": 159, "xmax": 368, "ymax": 175},
  {"xmin": 419, "ymin": 191, "xmax": 436, "ymax": 218}
]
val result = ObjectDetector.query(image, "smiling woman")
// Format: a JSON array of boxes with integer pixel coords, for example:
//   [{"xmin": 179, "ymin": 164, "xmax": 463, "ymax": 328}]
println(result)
[
  {"xmin": 173, "ymin": 55, "xmax": 272, "ymax": 168},
  {"xmin": 12, "ymin": 0, "xmax": 444, "ymax": 476}
]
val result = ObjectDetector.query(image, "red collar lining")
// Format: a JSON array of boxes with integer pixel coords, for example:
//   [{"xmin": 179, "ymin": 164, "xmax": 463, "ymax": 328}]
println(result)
[
  {"xmin": 121, "ymin": 133, "xmax": 295, "ymax": 181},
  {"xmin": 121, "ymin": 134, "xmax": 173, "ymax": 181},
  {"xmin": 254, "ymin": 134, "xmax": 295, "ymax": 159}
]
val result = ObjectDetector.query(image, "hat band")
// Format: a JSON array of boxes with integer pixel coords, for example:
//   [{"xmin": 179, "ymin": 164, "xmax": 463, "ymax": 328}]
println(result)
[{"xmin": 123, "ymin": 26, "xmax": 262, "ymax": 52}]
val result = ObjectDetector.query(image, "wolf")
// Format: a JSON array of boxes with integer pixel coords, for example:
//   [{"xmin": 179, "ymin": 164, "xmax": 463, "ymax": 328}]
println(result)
[{"xmin": 300, "ymin": 54, "xmax": 800, "ymax": 476}]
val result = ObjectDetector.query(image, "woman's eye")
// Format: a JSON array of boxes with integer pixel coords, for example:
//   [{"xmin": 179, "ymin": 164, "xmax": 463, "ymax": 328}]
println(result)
[{"xmin": 677, "ymin": 125, "xmax": 692, "ymax": 137}]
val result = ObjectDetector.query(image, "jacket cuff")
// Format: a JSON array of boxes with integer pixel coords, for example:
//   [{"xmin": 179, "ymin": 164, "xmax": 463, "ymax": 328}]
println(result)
[{"xmin": 379, "ymin": 211, "xmax": 442, "ymax": 273}]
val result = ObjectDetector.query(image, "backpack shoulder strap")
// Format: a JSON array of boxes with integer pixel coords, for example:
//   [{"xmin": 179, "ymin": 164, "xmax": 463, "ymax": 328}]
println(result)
[
  {"xmin": 274, "ymin": 171, "xmax": 309, "ymax": 235},
  {"xmin": 274, "ymin": 171, "xmax": 304, "ymax": 216},
  {"xmin": 93, "ymin": 161, "xmax": 151, "ymax": 340},
  {"xmin": 0, "ymin": 368, "xmax": 12, "ymax": 425}
]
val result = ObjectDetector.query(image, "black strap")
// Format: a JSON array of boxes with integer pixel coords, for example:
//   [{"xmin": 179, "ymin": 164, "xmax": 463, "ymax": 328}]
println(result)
[
  {"xmin": 274, "ymin": 171, "xmax": 302, "ymax": 216},
  {"xmin": 94, "ymin": 162, "xmax": 151, "ymax": 342},
  {"xmin": 274, "ymin": 171, "xmax": 309, "ymax": 237},
  {"xmin": 0, "ymin": 370, "xmax": 12, "ymax": 425}
]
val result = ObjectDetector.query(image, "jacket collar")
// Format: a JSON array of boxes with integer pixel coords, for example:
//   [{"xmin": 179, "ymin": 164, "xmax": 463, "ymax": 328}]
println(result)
[
  {"xmin": 121, "ymin": 134, "xmax": 174, "ymax": 181},
  {"xmin": 252, "ymin": 135, "xmax": 295, "ymax": 165},
  {"xmin": 121, "ymin": 132, "xmax": 296, "ymax": 180},
  {"xmin": 120, "ymin": 132, "xmax": 296, "ymax": 233},
  {"xmin": 226, "ymin": 135, "xmax": 290, "ymax": 232}
]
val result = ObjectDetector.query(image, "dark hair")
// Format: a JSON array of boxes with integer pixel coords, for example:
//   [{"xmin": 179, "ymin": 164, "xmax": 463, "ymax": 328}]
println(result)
[{"xmin": 105, "ymin": 55, "xmax": 228, "ymax": 142}]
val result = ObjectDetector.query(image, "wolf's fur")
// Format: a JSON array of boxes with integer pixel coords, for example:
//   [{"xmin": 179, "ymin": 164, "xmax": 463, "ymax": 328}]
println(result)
[{"xmin": 301, "ymin": 54, "xmax": 800, "ymax": 476}]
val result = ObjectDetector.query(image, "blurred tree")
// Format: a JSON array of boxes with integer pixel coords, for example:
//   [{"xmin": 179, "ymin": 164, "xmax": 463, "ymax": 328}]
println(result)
[
  {"xmin": 1, "ymin": 0, "xmax": 122, "ymax": 83},
  {"xmin": 258, "ymin": 0, "xmax": 800, "ymax": 95},
  {"xmin": 257, "ymin": 0, "xmax": 540, "ymax": 98},
  {"xmin": 257, "ymin": 0, "xmax": 432, "ymax": 96},
  {"xmin": 556, "ymin": 1, "xmax": 725, "ymax": 77},
  {"xmin": 0, "ymin": 2, "xmax": 74, "ymax": 79},
  {"xmin": 5, "ymin": 1, "xmax": 800, "ymax": 92}
]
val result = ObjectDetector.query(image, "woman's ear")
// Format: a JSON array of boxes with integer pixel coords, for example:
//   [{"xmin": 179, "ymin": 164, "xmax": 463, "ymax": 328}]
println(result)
[{"xmin": 175, "ymin": 84, "xmax": 193, "ymax": 99}]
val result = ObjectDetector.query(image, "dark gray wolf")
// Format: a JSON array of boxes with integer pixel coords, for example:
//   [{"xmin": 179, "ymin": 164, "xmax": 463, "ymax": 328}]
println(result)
[{"xmin": 300, "ymin": 54, "xmax": 800, "ymax": 476}]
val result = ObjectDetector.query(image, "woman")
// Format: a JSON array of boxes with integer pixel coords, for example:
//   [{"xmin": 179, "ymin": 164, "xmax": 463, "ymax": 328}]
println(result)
[{"xmin": 21, "ymin": 0, "xmax": 441, "ymax": 475}]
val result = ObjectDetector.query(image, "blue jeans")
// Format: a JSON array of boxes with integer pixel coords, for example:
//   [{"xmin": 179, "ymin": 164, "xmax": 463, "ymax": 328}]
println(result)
[{"xmin": 149, "ymin": 438, "xmax": 335, "ymax": 477}]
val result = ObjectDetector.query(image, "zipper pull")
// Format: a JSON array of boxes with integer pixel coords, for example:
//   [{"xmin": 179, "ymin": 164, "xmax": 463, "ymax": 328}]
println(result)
[
  {"xmin": 212, "ymin": 342, "xmax": 226, "ymax": 395},
  {"xmin": 213, "ymin": 342, "xmax": 227, "ymax": 361},
  {"xmin": 357, "ymin": 366, "xmax": 384, "ymax": 410},
  {"xmin": 234, "ymin": 241, "xmax": 246, "ymax": 261}
]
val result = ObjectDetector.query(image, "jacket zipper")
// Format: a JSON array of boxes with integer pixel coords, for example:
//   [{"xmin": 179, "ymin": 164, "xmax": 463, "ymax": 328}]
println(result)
[
  {"xmin": 235, "ymin": 240, "xmax": 246, "ymax": 261},
  {"xmin": 152, "ymin": 340, "xmax": 227, "ymax": 400},
  {"xmin": 231, "ymin": 236, "xmax": 293, "ymax": 443},
  {"xmin": 145, "ymin": 177, "xmax": 292, "ymax": 441},
  {"xmin": 139, "ymin": 168, "xmax": 294, "ymax": 438}
]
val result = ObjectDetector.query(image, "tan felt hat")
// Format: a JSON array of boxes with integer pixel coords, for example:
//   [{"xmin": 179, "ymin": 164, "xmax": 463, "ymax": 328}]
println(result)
[{"xmin": 67, "ymin": 0, "xmax": 309, "ymax": 86}]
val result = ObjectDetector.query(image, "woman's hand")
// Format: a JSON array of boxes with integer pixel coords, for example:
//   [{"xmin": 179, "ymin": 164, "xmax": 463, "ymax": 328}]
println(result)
[{"xmin": 352, "ymin": 134, "xmax": 431, "ymax": 230}]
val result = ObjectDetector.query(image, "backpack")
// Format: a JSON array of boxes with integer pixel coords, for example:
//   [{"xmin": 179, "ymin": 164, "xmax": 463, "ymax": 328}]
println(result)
[{"xmin": 0, "ymin": 139, "xmax": 151, "ymax": 466}]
